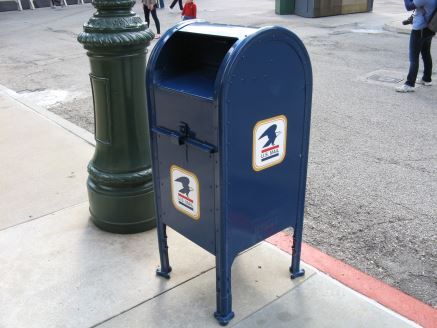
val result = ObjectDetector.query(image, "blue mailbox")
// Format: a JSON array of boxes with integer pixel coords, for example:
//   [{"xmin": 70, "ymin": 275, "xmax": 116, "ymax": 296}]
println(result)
[{"xmin": 146, "ymin": 21, "xmax": 312, "ymax": 325}]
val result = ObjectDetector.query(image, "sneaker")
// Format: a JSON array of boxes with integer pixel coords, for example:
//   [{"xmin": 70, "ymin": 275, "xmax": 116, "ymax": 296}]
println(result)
[
  {"xmin": 154, "ymin": 34, "xmax": 161, "ymax": 39},
  {"xmin": 416, "ymin": 79, "xmax": 433, "ymax": 86},
  {"xmin": 396, "ymin": 84, "xmax": 415, "ymax": 92}
]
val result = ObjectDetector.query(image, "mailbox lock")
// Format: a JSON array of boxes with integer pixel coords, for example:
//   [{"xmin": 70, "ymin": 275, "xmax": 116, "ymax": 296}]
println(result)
[
  {"xmin": 151, "ymin": 123, "xmax": 216, "ymax": 154},
  {"xmin": 178, "ymin": 121, "xmax": 194, "ymax": 139}
]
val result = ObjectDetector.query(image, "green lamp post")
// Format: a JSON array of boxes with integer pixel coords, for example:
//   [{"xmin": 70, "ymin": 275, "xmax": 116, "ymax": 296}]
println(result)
[{"xmin": 78, "ymin": 0, "xmax": 156, "ymax": 234}]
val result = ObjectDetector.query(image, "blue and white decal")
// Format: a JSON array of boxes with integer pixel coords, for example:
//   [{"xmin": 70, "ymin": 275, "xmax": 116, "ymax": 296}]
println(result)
[
  {"xmin": 170, "ymin": 165, "xmax": 200, "ymax": 220},
  {"xmin": 252, "ymin": 115, "xmax": 287, "ymax": 171}
]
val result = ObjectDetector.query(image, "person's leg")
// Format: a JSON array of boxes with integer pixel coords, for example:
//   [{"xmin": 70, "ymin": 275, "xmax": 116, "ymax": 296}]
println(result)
[
  {"xmin": 406, "ymin": 29, "xmax": 422, "ymax": 87},
  {"xmin": 169, "ymin": 0, "xmax": 178, "ymax": 9},
  {"xmin": 178, "ymin": 0, "xmax": 183, "ymax": 10},
  {"xmin": 421, "ymin": 36, "xmax": 433, "ymax": 83},
  {"xmin": 143, "ymin": 5, "xmax": 151, "ymax": 29},
  {"xmin": 151, "ymin": 6, "xmax": 161, "ymax": 35}
]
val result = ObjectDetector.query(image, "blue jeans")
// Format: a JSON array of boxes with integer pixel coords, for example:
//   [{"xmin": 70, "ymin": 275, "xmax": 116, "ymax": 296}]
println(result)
[{"xmin": 406, "ymin": 29, "xmax": 434, "ymax": 87}]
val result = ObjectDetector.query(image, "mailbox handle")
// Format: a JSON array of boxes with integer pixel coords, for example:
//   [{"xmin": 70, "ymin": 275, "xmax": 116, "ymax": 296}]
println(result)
[{"xmin": 151, "ymin": 126, "xmax": 217, "ymax": 154}]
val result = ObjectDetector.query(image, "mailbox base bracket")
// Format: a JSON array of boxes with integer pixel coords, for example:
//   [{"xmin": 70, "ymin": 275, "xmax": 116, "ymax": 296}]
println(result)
[
  {"xmin": 214, "ymin": 310, "xmax": 235, "ymax": 326},
  {"xmin": 290, "ymin": 268, "xmax": 305, "ymax": 279},
  {"xmin": 156, "ymin": 267, "xmax": 172, "ymax": 279}
]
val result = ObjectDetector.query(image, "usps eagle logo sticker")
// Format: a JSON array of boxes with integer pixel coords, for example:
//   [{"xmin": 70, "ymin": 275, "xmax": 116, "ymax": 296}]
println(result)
[
  {"xmin": 170, "ymin": 165, "xmax": 200, "ymax": 220},
  {"xmin": 252, "ymin": 115, "xmax": 287, "ymax": 171}
]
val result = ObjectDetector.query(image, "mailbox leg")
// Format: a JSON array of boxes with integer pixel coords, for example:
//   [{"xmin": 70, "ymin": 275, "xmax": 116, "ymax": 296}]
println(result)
[
  {"xmin": 214, "ymin": 258, "xmax": 234, "ymax": 326},
  {"xmin": 156, "ymin": 223, "xmax": 172, "ymax": 279},
  {"xmin": 290, "ymin": 225, "xmax": 305, "ymax": 279}
]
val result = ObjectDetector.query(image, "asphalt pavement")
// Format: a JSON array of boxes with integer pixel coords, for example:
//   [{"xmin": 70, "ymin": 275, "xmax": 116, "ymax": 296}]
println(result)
[{"xmin": 0, "ymin": 0, "xmax": 436, "ymax": 312}]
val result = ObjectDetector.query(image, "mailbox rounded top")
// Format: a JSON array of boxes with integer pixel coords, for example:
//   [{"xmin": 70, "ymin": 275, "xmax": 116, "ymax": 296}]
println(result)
[
  {"xmin": 147, "ymin": 21, "xmax": 311, "ymax": 101},
  {"xmin": 177, "ymin": 21, "xmax": 259, "ymax": 40}
]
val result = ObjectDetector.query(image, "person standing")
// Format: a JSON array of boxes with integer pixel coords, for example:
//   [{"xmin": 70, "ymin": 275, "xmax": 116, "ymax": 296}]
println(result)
[
  {"xmin": 181, "ymin": 0, "xmax": 196, "ymax": 20},
  {"xmin": 143, "ymin": 0, "xmax": 161, "ymax": 39},
  {"xmin": 396, "ymin": 0, "xmax": 436, "ymax": 92},
  {"xmin": 169, "ymin": 0, "xmax": 183, "ymax": 11}
]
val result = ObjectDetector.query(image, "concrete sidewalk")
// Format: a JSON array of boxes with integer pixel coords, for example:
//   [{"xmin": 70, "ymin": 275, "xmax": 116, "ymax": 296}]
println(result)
[{"xmin": 0, "ymin": 90, "xmax": 421, "ymax": 327}]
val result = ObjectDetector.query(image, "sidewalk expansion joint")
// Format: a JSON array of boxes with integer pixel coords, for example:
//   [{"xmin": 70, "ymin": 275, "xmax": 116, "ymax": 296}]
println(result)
[
  {"xmin": 0, "ymin": 201, "xmax": 89, "ymax": 233},
  {"xmin": 234, "ymin": 269, "xmax": 318, "ymax": 326},
  {"xmin": 90, "ymin": 266, "xmax": 216, "ymax": 327}
]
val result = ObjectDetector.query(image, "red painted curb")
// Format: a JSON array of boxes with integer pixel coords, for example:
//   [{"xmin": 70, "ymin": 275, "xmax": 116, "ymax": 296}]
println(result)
[{"xmin": 266, "ymin": 231, "xmax": 437, "ymax": 328}]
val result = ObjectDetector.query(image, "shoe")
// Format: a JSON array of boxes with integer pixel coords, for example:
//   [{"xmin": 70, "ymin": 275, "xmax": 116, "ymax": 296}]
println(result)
[
  {"xmin": 416, "ymin": 79, "xmax": 432, "ymax": 86},
  {"xmin": 396, "ymin": 84, "xmax": 415, "ymax": 92},
  {"xmin": 402, "ymin": 14, "xmax": 414, "ymax": 25},
  {"xmin": 154, "ymin": 34, "xmax": 161, "ymax": 39}
]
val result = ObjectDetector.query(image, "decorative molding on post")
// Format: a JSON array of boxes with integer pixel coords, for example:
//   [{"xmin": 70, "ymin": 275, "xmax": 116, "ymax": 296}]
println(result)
[
  {"xmin": 78, "ymin": 0, "xmax": 154, "ymax": 48},
  {"xmin": 87, "ymin": 164, "xmax": 153, "ymax": 187},
  {"xmin": 78, "ymin": 0, "xmax": 156, "ymax": 234}
]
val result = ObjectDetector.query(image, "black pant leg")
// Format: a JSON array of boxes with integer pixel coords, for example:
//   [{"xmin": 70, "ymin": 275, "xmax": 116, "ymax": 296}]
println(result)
[
  {"xmin": 170, "ymin": 0, "xmax": 178, "ymax": 9},
  {"xmin": 150, "ymin": 6, "xmax": 161, "ymax": 34},
  {"xmin": 406, "ymin": 30, "xmax": 422, "ymax": 87},
  {"xmin": 143, "ymin": 5, "xmax": 151, "ymax": 28},
  {"xmin": 421, "ymin": 36, "xmax": 433, "ymax": 82}
]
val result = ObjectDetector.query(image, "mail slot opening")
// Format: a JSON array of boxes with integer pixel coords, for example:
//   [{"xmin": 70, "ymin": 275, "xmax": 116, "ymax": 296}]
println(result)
[{"xmin": 154, "ymin": 32, "xmax": 237, "ymax": 99}]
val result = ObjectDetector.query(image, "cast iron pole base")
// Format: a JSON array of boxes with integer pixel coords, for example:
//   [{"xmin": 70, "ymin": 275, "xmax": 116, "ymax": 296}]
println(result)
[
  {"xmin": 78, "ymin": 0, "xmax": 156, "ymax": 234},
  {"xmin": 87, "ymin": 177, "xmax": 155, "ymax": 234}
]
